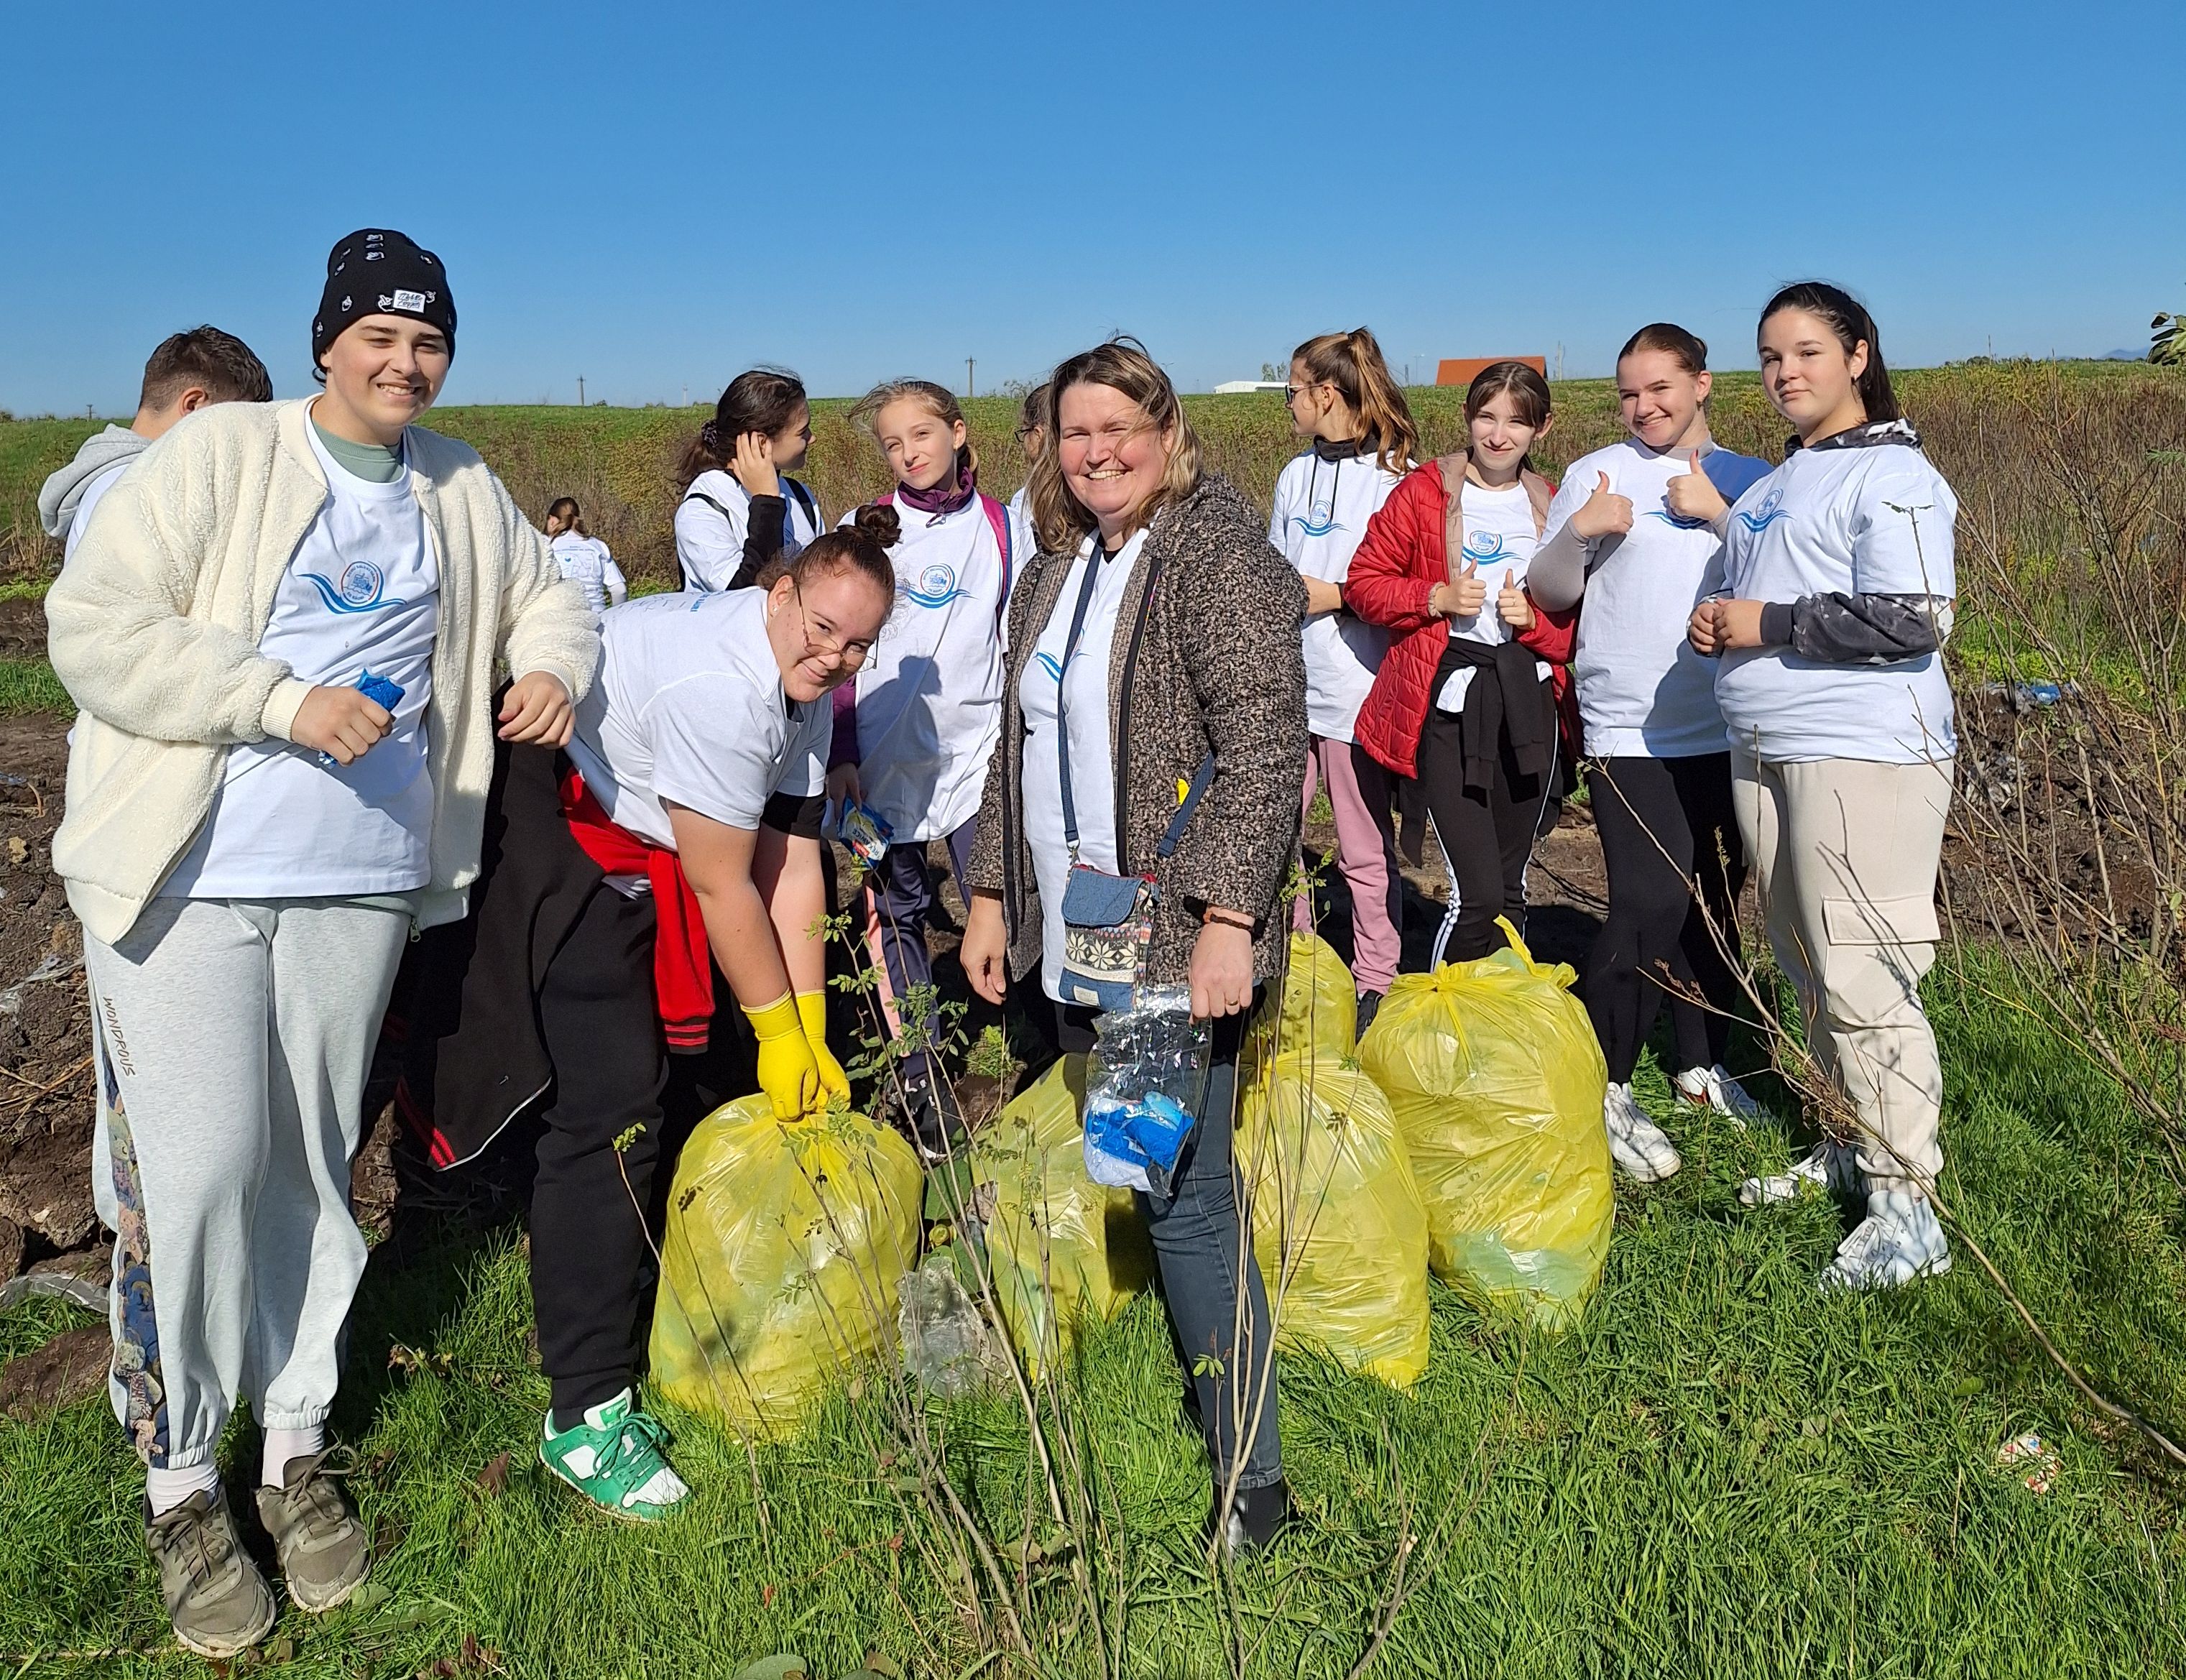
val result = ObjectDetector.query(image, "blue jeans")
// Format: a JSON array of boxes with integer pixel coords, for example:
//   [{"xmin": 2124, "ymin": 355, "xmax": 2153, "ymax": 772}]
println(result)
[{"xmin": 1056, "ymin": 995, "xmax": 1283, "ymax": 1491}]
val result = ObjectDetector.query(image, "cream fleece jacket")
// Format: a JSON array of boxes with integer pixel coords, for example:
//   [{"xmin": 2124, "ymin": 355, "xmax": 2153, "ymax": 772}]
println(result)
[{"xmin": 47, "ymin": 398, "xmax": 601, "ymax": 945}]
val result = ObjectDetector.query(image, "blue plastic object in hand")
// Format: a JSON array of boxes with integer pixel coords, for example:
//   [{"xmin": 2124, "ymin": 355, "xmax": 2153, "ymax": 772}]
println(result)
[{"xmin": 316, "ymin": 670, "xmax": 406, "ymax": 768}]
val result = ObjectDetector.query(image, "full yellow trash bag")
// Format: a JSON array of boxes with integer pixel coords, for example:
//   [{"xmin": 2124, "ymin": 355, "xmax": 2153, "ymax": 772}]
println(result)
[
  {"xmin": 969, "ymin": 1056, "xmax": 1151, "ymax": 1377},
  {"xmin": 1248, "ymin": 931, "xmax": 1356, "ymax": 1070},
  {"xmin": 1357, "ymin": 920, "xmax": 1612, "ymax": 1328},
  {"xmin": 1239, "ymin": 1051, "xmax": 1431, "ymax": 1387},
  {"xmin": 649, "ymin": 1096, "xmax": 923, "ymax": 1440}
]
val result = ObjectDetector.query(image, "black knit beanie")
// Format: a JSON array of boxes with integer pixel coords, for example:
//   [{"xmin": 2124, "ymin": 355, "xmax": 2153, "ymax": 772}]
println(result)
[{"xmin": 311, "ymin": 229, "xmax": 457, "ymax": 370}]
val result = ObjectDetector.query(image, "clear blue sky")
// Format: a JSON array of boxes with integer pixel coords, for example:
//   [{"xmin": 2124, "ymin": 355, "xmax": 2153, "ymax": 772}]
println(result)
[{"xmin": 3, "ymin": 1, "xmax": 2179, "ymax": 413}]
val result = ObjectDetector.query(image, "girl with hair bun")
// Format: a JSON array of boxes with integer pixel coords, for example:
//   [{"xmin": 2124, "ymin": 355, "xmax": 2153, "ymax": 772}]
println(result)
[
  {"xmin": 1685, "ymin": 281, "xmax": 1960, "ymax": 1291},
  {"xmin": 834, "ymin": 379, "xmax": 1016, "ymax": 1155},
  {"xmin": 402, "ymin": 507, "xmax": 900, "ymax": 1518},
  {"xmin": 1272, "ymin": 327, "xmax": 1417, "ymax": 1033},
  {"xmin": 1525, "ymin": 323, "xmax": 1774, "ymax": 1183},
  {"xmin": 674, "ymin": 368, "xmax": 823, "ymax": 592}
]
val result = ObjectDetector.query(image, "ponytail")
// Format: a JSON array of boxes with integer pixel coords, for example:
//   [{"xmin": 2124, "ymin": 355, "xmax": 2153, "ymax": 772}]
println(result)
[
  {"xmin": 1291, "ymin": 326, "xmax": 1421, "ymax": 477},
  {"xmin": 1759, "ymin": 282, "xmax": 1900, "ymax": 425}
]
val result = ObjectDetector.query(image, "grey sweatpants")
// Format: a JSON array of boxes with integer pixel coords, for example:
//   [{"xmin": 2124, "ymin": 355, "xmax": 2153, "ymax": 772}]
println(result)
[
  {"xmin": 83, "ymin": 897, "xmax": 409, "ymax": 1470},
  {"xmin": 1731, "ymin": 752, "xmax": 1954, "ymax": 1196}
]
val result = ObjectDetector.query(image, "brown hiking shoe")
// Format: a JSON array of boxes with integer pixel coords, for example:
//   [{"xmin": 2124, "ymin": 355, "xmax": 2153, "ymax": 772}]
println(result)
[
  {"xmin": 144, "ymin": 1489, "xmax": 277, "ymax": 1659},
  {"xmin": 254, "ymin": 1448, "xmax": 372, "ymax": 1611}
]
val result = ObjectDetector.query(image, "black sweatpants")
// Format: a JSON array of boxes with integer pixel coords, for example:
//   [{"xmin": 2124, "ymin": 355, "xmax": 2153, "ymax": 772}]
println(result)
[
  {"xmin": 1415, "ymin": 658, "xmax": 1559, "ymax": 966},
  {"xmin": 1582, "ymin": 753, "xmax": 1748, "ymax": 1086},
  {"xmin": 529, "ymin": 878, "xmax": 672, "ymax": 1419}
]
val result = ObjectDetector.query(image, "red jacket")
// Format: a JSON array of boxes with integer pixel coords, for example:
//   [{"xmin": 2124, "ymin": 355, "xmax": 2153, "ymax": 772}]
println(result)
[{"xmin": 1343, "ymin": 459, "xmax": 1579, "ymax": 778}]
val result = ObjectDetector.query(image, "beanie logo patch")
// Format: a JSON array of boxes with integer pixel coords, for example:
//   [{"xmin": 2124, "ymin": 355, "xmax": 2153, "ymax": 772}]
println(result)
[{"xmin": 388, "ymin": 289, "xmax": 428, "ymax": 313}]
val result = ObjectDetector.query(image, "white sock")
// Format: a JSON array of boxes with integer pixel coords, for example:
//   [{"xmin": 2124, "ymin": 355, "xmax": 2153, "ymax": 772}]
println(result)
[
  {"xmin": 262, "ymin": 1425, "xmax": 325, "ymax": 1490},
  {"xmin": 146, "ymin": 1462, "xmax": 221, "ymax": 1517}
]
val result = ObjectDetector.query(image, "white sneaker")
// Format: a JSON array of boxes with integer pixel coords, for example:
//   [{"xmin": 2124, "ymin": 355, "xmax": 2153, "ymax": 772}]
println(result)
[
  {"xmin": 1603, "ymin": 1083, "xmax": 1682, "ymax": 1183},
  {"xmin": 1674, "ymin": 1063, "xmax": 1766, "ymax": 1130},
  {"xmin": 1737, "ymin": 1139, "xmax": 1858, "ymax": 1207},
  {"xmin": 1820, "ymin": 1191, "xmax": 1952, "ymax": 1291}
]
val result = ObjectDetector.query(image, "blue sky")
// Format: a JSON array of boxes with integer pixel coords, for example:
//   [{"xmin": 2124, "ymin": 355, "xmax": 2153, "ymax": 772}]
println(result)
[{"xmin": 3, "ymin": 1, "xmax": 2180, "ymax": 412}]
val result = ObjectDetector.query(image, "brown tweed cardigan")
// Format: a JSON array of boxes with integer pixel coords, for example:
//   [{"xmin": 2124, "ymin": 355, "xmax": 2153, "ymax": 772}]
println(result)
[{"xmin": 967, "ymin": 471, "xmax": 1309, "ymax": 992}]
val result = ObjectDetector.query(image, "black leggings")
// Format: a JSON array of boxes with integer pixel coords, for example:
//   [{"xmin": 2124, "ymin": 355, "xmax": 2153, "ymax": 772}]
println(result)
[
  {"xmin": 1415, "ymin": 666, "xmax": 1559, "ymax": 965},
  {"xmin": 1583, "ymin": 753, "xmax": 1748, "ymax": 1085}
]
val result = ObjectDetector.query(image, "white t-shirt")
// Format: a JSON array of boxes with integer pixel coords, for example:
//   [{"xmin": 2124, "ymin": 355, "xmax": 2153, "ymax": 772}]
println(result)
[
  {"xmin": 64, "ymin": 460, "xmax": 132, "ymax": 566},
  {"xmin": 566, "ymin": 589, "xmax": 830, "ymax": 849},
  {"xmin": 1543, "ymin": 440, "xmax": 1758, "ymax": 759},
  {"xmin": 840, "ymin": 497, "xmax": 1007, "ymax": 841},
  {"xmin": 1715, "ymin": 440, "xmax": 1959, "ymax": 764},
  {"xmin": 1020, "ymin": 529, "xmax": 1145, "ymax": 1004},
  {"xmin": 1447, "ymin": 480, "xmax": 1540, "ymax": 650},
  {"xmin": 165, "ymin": 423, "xmax": 440, "ymax": 898},
  {"xmin": 549, "ymin": 532, "xmax": 627, "ymax": 615},
  {"xmin": 1268, "ymin": 446, "xmax": 1406, "ymax": 744},
  {"xmin": 675, "ymin": 470, "xmax": 822, "ymax": 592},
  {"xmin": 1006, "ymin": 484, "xmax": 1038, "ymax": 566}
]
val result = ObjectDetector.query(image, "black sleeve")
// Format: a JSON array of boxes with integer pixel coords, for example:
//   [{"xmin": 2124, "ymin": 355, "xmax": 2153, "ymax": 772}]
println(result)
[
  {"xmin": 760, "ymin": 789, "xmax": 826, "ymax": 839},
  {"xmin": 727, "ymin": 494, "xmax": 790, "ymax": 592},
  {"xmin": 1761, "ymin": 592, "xmax": 1951, "ymax": 663}
]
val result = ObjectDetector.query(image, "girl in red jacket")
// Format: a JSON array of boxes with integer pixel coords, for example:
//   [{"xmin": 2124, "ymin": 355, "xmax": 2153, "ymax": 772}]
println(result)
[{"xmin": 1345, "ymin": 362, "xmax": 1570, "ymax": 964}]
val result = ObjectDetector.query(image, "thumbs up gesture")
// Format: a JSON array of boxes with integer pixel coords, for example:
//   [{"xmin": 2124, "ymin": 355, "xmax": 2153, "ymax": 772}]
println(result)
[
  {"xmin": 1570, "ymin": 471, "xmax": 1634, "ymax": 540},
  {"xmin": 1496, "ymin": 568, "xmax": 1534, "ymax": 630},
  {"xmin": 1433, "ymin": 555, "xmax": 1488, "ymax": 619},
  {"xmin": 1664, "ymin": 448, "xmax": 1729, "ymax": 526}
]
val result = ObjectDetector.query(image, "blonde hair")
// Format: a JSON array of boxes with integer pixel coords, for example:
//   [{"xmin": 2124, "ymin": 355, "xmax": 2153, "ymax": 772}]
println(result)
[
  {"xmin": 849, "ymin": 377, "xmax": 977, "ymax": 479},
  {"xmin": 1028, "ymin": 338, "xmax": 1203, "ymax": 555},
  {"xmin": 1291, "ymin": 326, "xmax": 1420, "ymax": 477}
]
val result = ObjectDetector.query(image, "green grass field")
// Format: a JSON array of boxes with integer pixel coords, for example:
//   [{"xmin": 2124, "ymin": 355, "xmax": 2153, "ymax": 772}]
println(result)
[{"xmin": 4, "ymin": 951, "xmax": 2184, "ymax": 1678}]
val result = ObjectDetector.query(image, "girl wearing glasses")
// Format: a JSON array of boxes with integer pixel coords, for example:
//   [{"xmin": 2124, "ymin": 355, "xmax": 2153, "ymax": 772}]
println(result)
[
  {"xmin": 1271, "ymin": 328, "xmax": 1418, "ymax": 1035},
  {"xmin": 400, "ymin": 509, "xmax": 899, "ymax": 1520},
  {"xmin": 830, "ymin": 379, "xmax": 1016, "ymax": 1156}
]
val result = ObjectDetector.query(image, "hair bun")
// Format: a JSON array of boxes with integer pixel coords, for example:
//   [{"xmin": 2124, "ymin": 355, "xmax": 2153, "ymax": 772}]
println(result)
[{"xmin": 853, "ymin": 502, "xmax": 903, "ymax": 549}]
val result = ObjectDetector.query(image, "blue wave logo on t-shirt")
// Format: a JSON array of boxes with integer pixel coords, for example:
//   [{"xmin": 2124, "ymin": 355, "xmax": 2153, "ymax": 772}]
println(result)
[
  {"xmin": 1646, "ymin": 507, "xmax": 1712, "ymax": 530},
  {"xmin": 301, "ymin": 558, "xmax": 412, "ymax": 615},
  {"xmin": 1735, "ymin": 484, "xmax": 1790, "ymax": 534},
  {"xmin": 1034, "ymin": 652, "xmax": 1065, "ymax": 682},
  {"xmin": 903, "ymin": 563, "xmax": 967, "ymax": 609},
  {"xmin": 1462, "ymin": 532, "xmax": 1509, "ymax": 566},
  {"xmin": 1291, "ymin": 499, "xmax": 1343, "ymax": 539}
]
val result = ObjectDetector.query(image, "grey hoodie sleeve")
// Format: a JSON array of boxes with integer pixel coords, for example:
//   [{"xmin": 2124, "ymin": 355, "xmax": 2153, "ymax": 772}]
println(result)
[
  {"xmin": 1758, "ymin": 593, "xmax": 1953, "ymax": 663},
  {"xmin": 1526, "ymin": 520, "xmax": 1594, "ymax": 611},
  {"xmin": 37, "ymin": 428, "xmax": 150, "ymax": 539}
]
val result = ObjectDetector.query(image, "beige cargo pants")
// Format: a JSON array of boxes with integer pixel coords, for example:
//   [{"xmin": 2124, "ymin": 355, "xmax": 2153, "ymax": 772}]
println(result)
[{"xmin": 1731, "ymin": 751, "xmax": 1955, "ymax": 1196}]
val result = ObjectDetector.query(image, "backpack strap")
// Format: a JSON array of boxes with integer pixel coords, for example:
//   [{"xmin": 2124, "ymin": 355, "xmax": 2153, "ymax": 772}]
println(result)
[
  {"xmin": 1155, "ymin": 752, "xmax": 1218, "ymax": 860},
  {"xmin": 785, "ymin": 476, "xmax": 818, "ymax": 532},
  {"xmin": 979, "ymin": 493, "xmax": 1013, "ymax": 632}
]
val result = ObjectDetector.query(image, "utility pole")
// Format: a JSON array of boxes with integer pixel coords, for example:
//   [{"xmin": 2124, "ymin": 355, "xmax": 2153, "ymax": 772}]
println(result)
[
  {"xmin": 966, "ymin": 357, "xmax": 975, "ymax": 398},
  {"xmin": 577, "ymin": 374, "xmax": 586, "ymax": 407},
  {"xmin": 1554, "ymin": 343, "xmax": 1564, "ymax": 381},
  {"xmin": 681, "ymin": 383, "xmax": 689, "ymax": 407}
]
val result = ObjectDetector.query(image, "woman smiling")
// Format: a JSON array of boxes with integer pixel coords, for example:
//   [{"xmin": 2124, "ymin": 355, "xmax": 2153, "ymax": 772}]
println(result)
[{"xmin": 959, "ymin": 338, "xmax": 1307, "ymax": 1553}]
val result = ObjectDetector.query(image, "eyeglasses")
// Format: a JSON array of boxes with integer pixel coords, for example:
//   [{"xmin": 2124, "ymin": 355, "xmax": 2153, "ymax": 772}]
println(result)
[
  {"xmin": 1283, "ymin": 382, "xmax": 1323, "ymax": 407},
  {"xmin": 793, "ymin": 583, "xmax": 875, "ymax": 665}
]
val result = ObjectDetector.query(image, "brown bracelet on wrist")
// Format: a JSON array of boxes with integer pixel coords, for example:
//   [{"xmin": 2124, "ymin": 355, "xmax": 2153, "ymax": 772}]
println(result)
[{"xmin": 1201, "ymin": 908, "xmax": 1255, "ymax": 933}]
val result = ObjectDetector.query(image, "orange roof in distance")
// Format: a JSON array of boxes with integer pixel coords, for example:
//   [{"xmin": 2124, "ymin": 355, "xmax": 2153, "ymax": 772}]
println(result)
[{"xmin": 1435, "ymin": 356, "xmax": 1548, "ymax": 386}]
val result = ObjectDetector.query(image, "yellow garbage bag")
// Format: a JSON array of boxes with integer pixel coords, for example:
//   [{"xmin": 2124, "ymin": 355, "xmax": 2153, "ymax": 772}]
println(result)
[
  {"xmin": 1357, "ymin": 919, "xmax": 1612, "ymax": 1328},
  {"xmin": 1247, "ymin": 931, "xmax": 1356, "ymax": 1070},
  {"xmin": 649, "ymin": 1096, "xmax": 923, "ymax": 1441},
  {"xmin": 969, "ymin": 1056, "xmax": 1151, "ymax": 1377},
  {"xmin": 1239, "ymin": 1051, "xmax": 1431, "ymax": 1387}
]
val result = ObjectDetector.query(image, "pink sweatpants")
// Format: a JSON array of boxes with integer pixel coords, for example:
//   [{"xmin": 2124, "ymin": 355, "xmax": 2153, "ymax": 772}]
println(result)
[{"xmin": 1293, "ymin": 734, "xmax": 1403, "ymax": 994}]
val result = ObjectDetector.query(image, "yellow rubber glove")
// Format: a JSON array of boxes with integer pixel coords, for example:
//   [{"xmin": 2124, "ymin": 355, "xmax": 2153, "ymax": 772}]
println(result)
[
  {"xmin": 743, "ymin": 992, "xmax": 821, "ymax": 1120},
  {"xmin": 795, "ymin": 990, "xmax": 850, "ymax": 1103}
]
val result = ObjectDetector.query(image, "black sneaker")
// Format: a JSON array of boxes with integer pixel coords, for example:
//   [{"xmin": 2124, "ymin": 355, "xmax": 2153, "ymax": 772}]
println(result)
[
  {"xmin": 1216, "ymin": 1477, "xmax": 1291, "ymax": 1556},
  {"xmin": 901, "ymin": 1074, "xmax": 966, "ymax": 1163},
  {"xmin": 1354, "ymin": 990, "xmax": 1385, "ymax": 1040}
]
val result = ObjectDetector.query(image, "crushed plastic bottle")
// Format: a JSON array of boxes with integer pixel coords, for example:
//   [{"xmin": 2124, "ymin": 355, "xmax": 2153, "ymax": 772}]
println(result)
[{"xmin": 1082, "ymin": 986, "xmax": 1209, "ymax": 1195}]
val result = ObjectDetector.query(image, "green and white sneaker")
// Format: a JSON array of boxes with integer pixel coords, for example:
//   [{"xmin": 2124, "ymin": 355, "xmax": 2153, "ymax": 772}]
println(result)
[{"xmin": 538, "ymin": 1390, "xmax": 690, "ymax": 1521}]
